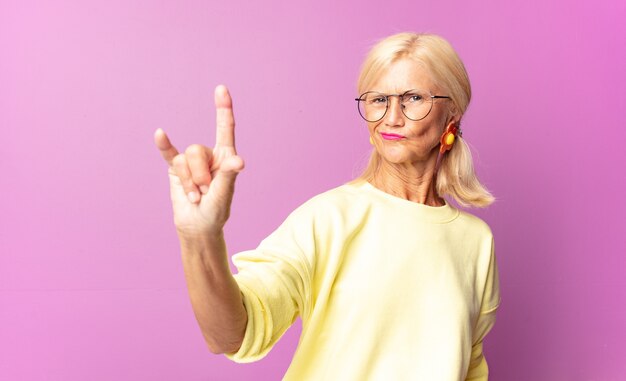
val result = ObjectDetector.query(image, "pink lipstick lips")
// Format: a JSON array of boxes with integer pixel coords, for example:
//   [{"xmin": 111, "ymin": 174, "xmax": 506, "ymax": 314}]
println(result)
[{"xmin": 380, "ymin": 132, "xmax": 405, "ymax": 140}]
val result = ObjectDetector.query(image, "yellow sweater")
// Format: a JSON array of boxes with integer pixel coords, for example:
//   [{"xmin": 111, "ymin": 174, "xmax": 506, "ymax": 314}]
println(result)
[{"xmin": 225, "ymin": 181, "xmax": 501, "ymax": 380}]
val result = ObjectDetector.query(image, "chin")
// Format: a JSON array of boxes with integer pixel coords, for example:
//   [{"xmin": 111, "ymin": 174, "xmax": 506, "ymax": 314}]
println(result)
[
  {"xmin": 378, "ymin": 152, "xmax": 413, "ymax": 166},
  {"xmin": 378, "ymin": 147, "xmax": 430, "ymax": 166},
  {"xmin": 380, "ymin": 155, "xmax": 406, "ymax": 164}
]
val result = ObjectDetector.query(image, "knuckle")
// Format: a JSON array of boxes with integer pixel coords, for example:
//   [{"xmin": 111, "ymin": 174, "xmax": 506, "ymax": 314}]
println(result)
[
  {"xmin": 185, "ymin": 144, "xmax": 205, "ymax": 157},
  {"xmin": 172, "ymin": 153, "xmax": 186, "ymax": 167},
  {"xmin": 216, "ymin": 120, "xmax": 234, "ymax": 130}
]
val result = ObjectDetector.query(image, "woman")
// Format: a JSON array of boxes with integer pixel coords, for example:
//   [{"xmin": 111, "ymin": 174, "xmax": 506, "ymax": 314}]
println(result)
[{"xmin": 154, "ymin": 33, "xmax": 500, "ymax": 380}]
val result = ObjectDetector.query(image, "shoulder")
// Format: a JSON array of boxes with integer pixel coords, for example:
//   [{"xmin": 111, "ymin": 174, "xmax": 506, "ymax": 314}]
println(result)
[
  {"xmin": 455, "ymin": 209, "xmax": 493, "ymax": 234},
  {"xmin": 279, "ymin": 182, "xmax": 368, "ymax": 234},
  {"xmin": 291, "ymin": 182, "xmax": 362, "ymax": 215}
]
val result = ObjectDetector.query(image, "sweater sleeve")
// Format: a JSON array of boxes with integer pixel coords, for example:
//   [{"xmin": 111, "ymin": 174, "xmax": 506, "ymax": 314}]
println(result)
[
  {"xmin": 465, "ymin": 237, "xmax": 501, "ymax": 380},
  {"xmin": 224, "ymin": 206, "xmax": 314, "ymax": 363}
]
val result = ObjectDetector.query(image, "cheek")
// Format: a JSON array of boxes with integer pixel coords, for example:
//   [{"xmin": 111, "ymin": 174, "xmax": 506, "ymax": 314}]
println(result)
[
  {"xmin": 433, "ymin": 110, "xmax": 450, "ymax": 130},
  {"xmin": 405, "ymin": 123, "xmax": 445, "ymax": 151},
  {"xmin": 426, "ymin": 114, "xmax": 448, "ymax": 136},
  {"xmin": 409, "ymin": 120, "xmax": 443, "ymax": 138},
  {"xmin": 367, "ymin": 121, "xmax": 381, "ymax": 134}
]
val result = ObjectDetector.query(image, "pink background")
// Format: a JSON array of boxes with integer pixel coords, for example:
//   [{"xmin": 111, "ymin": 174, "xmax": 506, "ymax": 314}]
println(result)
[{"xmin": 1, "ymin": 0, "xmax": 625, "ymax": 380}]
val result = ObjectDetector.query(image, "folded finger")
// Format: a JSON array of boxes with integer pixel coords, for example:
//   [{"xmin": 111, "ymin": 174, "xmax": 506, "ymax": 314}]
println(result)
[
  {"xmin": 172, "ymin": 154, "xmax": 201, "ymax": 204},
  {"xmin": 185, "ymin": 144, "xmax": 213, "ymax": 194}
]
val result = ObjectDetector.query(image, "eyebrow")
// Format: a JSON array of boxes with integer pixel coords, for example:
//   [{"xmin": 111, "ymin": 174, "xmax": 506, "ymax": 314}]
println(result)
[{"xmin": 370, "ymin": 89, "xmax": 426, "ymax": 94}]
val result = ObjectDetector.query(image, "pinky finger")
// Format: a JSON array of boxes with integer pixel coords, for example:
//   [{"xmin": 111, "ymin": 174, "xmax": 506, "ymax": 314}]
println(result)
[{"xmin": 154, "ymin": 128, "xmax": 179, "ymax": 166}]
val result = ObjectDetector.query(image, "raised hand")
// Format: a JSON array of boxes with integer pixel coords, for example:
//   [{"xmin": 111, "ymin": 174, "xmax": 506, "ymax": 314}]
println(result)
[{"xmin": 154, "ymin": 85, "xmax": 245, "ymax": 236}]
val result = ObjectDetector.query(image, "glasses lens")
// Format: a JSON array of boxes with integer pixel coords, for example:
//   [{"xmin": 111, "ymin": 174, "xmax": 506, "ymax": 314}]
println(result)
[
  {"xmin": 400, "ymin": 90, "xmax": 433, "ymax": 121},
  {"xmin": 358, "ymin": 92, "xmax": 387, "ymax": 122}
]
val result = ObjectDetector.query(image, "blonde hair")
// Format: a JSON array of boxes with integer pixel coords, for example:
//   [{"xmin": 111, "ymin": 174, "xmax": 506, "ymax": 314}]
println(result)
[{"xmin": 352, "ymin": 32, "xmax": 494, "ymax": 208}]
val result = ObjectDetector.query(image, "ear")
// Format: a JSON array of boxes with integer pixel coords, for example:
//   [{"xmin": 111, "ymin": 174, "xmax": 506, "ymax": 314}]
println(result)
[{"xmin": 444, "ymin": 113, "xmax": 459, "ymax": 129}]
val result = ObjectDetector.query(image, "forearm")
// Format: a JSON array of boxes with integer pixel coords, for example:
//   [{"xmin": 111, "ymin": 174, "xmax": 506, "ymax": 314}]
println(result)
[{"xmin": 179, "ymin": 231, "xmax": 247, "ymax": 354}]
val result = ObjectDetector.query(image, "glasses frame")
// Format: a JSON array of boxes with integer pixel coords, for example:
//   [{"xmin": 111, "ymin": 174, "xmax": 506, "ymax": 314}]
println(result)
[{"xmin": 355, "ymin": 89, "xmax": 451, "ymax": 122}]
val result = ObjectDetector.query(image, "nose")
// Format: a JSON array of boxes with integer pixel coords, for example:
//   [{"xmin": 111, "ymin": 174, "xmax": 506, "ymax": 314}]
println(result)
[{"xmin": 384, "ymin": 96, "xmax": 405, "ymax": 128}]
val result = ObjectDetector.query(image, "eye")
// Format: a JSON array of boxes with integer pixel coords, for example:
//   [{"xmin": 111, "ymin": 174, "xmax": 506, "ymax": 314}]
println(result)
[
  {"xmin": 369, "ymin": 96, "xmax": 387, "ymax": 104},
  {"xmin": 404, "ymin": 93, "xmax": 424, "ymax": 103}
]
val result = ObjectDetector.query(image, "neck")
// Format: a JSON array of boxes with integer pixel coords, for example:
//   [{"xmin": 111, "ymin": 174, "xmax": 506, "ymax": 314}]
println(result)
[{"xmin": 370, "ymin": 155, "xmax": 445, "ymax": 207}]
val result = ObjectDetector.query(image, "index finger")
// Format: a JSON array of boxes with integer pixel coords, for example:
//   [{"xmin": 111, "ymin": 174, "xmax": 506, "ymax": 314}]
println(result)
[{"xmin": 214, "ymin": 84, "xmax": 236, "ymax": 151}]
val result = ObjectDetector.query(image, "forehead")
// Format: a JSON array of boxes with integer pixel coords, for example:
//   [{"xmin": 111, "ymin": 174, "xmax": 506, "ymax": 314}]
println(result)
[{"xmin": 369, "ymin": 58, "xmax": 436, "ymax": 93}]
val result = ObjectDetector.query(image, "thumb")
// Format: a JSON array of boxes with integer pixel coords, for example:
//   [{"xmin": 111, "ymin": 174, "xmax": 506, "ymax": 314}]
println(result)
[{"xmin": 211, "ymin": 155, "xmax": 245, "ymax": 198}]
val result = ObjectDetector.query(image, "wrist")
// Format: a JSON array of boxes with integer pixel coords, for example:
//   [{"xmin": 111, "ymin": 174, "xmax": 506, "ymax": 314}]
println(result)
[
  {"xmin": 176, "ymin": 226, "xmax": 224, "ymax": 241},
  {"xmin": 177, "ymin": 229, "xmax": 230, "ymax": 272},
  {"xmin": 177, "ymin": 229, "xmax": 224, "ymax": 253}
]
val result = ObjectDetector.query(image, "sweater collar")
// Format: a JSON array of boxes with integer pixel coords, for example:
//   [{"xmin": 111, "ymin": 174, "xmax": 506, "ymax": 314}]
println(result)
[{"xmin": 357, "ymin": 181, "xmax": 460, "ymax": 224}]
